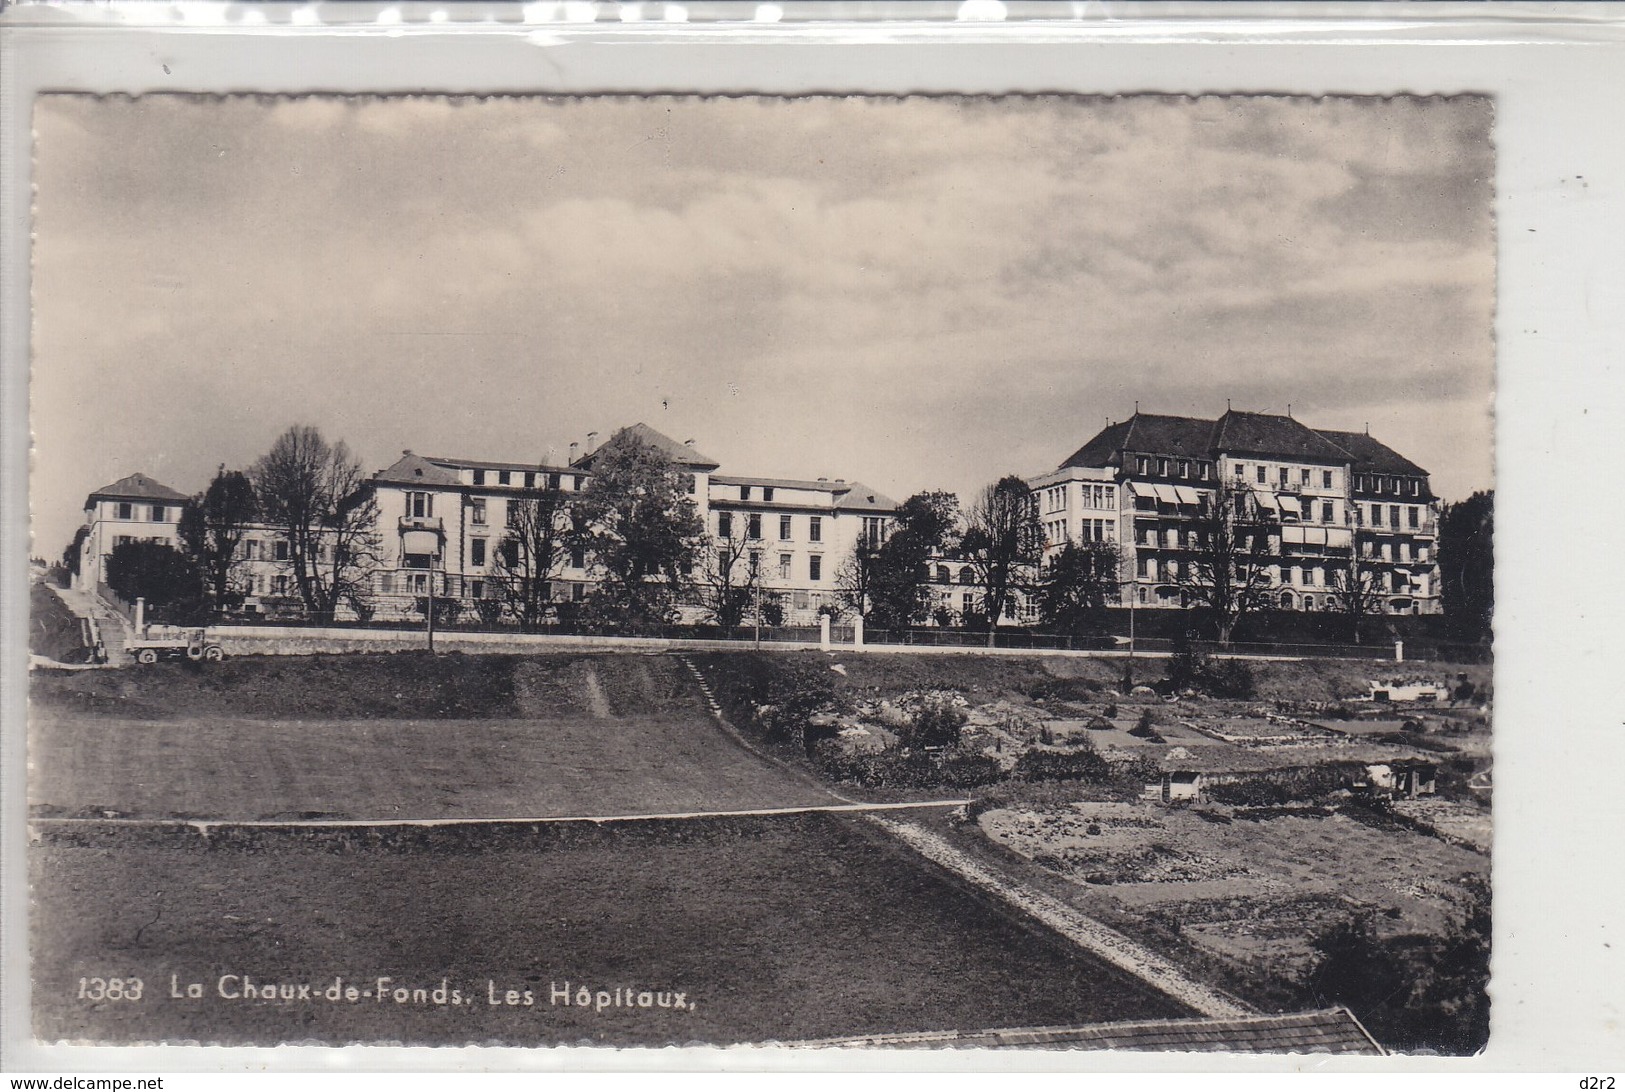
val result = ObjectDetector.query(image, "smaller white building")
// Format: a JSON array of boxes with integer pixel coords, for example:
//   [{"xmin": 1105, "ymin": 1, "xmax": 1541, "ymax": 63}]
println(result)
[{"xmin": 76, "ymin": 473, "xmax": 189, "ymax": 590}]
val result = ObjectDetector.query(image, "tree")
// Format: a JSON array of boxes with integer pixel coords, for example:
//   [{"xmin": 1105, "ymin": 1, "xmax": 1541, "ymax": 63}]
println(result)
[
  {"xmin": 105, "ymin": 539, "xmax": 202, "ymax": 618},
  {"xmin": 178, "ymin": 467, "xmax": 259, "ymax": 609},
  {"xmin": 61, "ymin": 526, "xmax": 89, "ymax": 581},
  {"xmin": 1038, "ymin": 541, "xmax": 1124, "ymax": 635},
  {"xmin": 961, "ymin": 475, "xmax": 1044, "ymax": 644},
  {"xmin": 1326, "ymin": 547, "xmax": 1383, "ymax": 644},
  {"xmin": 695, "ymin": 527, "xmax": 759, "ymax": 632},
  {"xmin": 867, "ymin": 490, "xmax": 961, "ymax": 631},
  {"xmin": 833, "ymin": 525, "xmax": 884, "ymax": 621},
  {"xmin": 570, "ymin": 428, "xmax": 703, "ymax": 623},
  {"xmin": 1174, "ymin": 483, "xmax": 1281, "ymax": 646},
  {"xmin": 488, "ymin": 479, "xmax": 569, "ymax": 632},
  {"xmin": 1438, "ymin": 491, "xmax": 1493, "ymax": 644},
  {"xmin": 250, "ymin": 425, "xmax": 380, "ymax": 623}
]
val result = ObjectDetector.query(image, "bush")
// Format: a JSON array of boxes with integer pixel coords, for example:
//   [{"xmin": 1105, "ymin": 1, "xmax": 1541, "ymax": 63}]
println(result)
[
  {"xmin": 898, "ymin": 695, "xmax": 967, "ymax": 751},
  {"xmin": 1013, "ymin": 744, "xmax": 1110, "ymax": 783},
  {"xmin": 1166, "ymin": 633, "xmax": 1257, "ymax": 699},
  {"xmin": 414, "ymin": 595, "xmax": 463, "ymax": 627}
]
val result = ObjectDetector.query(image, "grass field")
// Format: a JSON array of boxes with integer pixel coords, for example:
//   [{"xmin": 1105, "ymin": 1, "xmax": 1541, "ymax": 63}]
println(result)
[
  {"xmin": 32, "ymin": 814, "xmax": 1190, "ymax": 1046},
  {"xmin": 30, "ymin": 582, "xmax": 89, "ymax": 663},
  {"xmin": 30, "ymin": 655, "xmax": 839, "ymax": 821}
]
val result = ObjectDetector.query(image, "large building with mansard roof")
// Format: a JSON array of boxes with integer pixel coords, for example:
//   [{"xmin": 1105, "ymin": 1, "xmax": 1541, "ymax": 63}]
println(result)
[{"xmin": 1028, "ymin": 408, "xmax": 1441, "ymax": 615}]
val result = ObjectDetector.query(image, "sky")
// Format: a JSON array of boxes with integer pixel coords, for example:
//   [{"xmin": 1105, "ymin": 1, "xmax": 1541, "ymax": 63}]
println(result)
[{"xmin": 29, "ymin": 93, "xmax": 1495, "ymax": 557}]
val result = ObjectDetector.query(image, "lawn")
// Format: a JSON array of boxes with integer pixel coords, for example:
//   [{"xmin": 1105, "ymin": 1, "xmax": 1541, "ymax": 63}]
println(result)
[
  {"xmin": 30, "ymin": 582, "xmax": 90, "ymax": 663},
  {"xmin": 32, "ymin": 814, "xmax": 1191, "ymax": 1046}
]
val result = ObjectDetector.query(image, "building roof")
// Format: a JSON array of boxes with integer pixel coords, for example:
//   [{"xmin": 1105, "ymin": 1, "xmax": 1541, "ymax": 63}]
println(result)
[
  {"xmin": 834, "ymin": 481, "xmax": 900, "ymax": 513},
  {"xmin": 426, "ymin": 455, "xmax": 576, "ymax": 476},
  {"xmin": 791, "ymin": 1009, "xmax": 1384, "ymax": 1054},
  {"xmin": 573, "ymin": 423, "xmax": 722, "ymax": 471},
  {"xmin": 1317, "ymin": 428, "xmax": 1430, "ymax": 477},
  {"xmin": 85, "ymin": 472, "xmax": 189, "ymax": 507},
  {"xmin": 1212, "ymin": 410, "xmax": 1355, "ymax": 463},
  {"xmin": 1058, "ymin": 409, "xmax": 1425, "ymax": 478},
  {"xmin": 712, "ymin": 474, "xmax": 848, "ymax": 493},
  {"xmin": 373, "ymin": 452, "xmax": 463, "ymax": 489}
]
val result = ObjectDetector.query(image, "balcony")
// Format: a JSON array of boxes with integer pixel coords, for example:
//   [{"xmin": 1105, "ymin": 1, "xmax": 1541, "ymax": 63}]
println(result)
[{"xmin": 399, "ymin": 515, "xmax": 443, "ymax": 533}]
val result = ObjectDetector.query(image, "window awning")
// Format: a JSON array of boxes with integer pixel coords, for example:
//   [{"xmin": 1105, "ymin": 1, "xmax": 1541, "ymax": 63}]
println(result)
[
  {"xmin": 1253, "ymin": 490, "xmax": 1280, "ymax": 512},
  {"xmin": 1281, "ymin": 525, "xmax": 1306, "ymax": 544},
  {"xmin": 1326, "ymin": 528, "xmax": 1353, "ymax": 549},
  {"xmin": 1303, "ymin": 527, "xmax": 1328, "ymax": 546},
  {"xmin": 1153, "ymin": 484, "xmax": 1180, "ymax": 504},
  {"xmin": 1174, "ymin": 485, "xmax": 1201, "ymax": 505},
  {"xmin": 1276, "ymin": 494, "xmax": 1302, "ymax": 515},
  {"xmin": 402, "ymin": 529, "xmax": 441, "ymax": 555}
]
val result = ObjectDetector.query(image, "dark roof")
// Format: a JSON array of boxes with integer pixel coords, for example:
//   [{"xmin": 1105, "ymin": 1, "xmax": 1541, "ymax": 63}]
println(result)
[
  {"xmin": 792, "ymin": 1009, "xmax": 1384, "ymax": 1054},
  {"xmin": 85, "ymin": 473, "xmax": 189, "ymax": 507},
  {"xmin": 574, "ymin": 423, "xmax": 721, "ymax": 471},
  {"xmin": 1059, "ymin": 410, "xmax": 1424, "ymax": 477},
  {"xmin": 1212, "ymin": 411, "xmax": 1356, "ymax": 463},
  {"xmin": 372, "ymin": 452, "xmax": 462, "ymax": 488},
  {"xmin": 1317, "ymin": 429, "xmax": 1430, "ymax": 477}
]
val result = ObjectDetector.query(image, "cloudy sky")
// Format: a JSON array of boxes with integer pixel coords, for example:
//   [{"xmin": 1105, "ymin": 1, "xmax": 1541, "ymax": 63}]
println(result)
[{"xmin": 31, "ymin": 93, "xmax": 1494, "ymax": 555}]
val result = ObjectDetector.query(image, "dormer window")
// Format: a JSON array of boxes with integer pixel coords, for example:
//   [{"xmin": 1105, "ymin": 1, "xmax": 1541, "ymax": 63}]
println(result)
[
  {"xmin": 473, "ymin": 470, "xmax": 485, "ymax": 486},
  {"xmin": 524, "ymin": 472, "xmax": 535, "ymax": 489},
  {"xmin": 763, "ymin": 487, "xmax": 775, "ymax": 502},
  {"xmin": 499, "ymin": 471, "xmax": 511, "ymax": 486},
  {"xmin": 741, "ymin": 485, "xmax": 753, "ymax": 501}
]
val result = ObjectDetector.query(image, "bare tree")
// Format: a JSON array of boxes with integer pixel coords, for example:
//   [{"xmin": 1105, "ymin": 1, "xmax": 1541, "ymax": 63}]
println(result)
[
  {"xmin": 250, "ymin": 425, "xmax": 379, "ymax": 622},
  {"xmin": 961, "ymin": 475, "xmax": 1044, "ymax": 645},
  {"xmin": 833, "ymin": 526, "xmax": 884, "ymax": 620},
  {"xmin": 488, "ymin": 481, "xmax": 569, "ymax": 632},
  {"xmin": 694, "ymin": 526, "xmax": 759, "ymax": 632},
  {"xmin": 1174, "ymin": 483, "xmax": 1280, "ymax": 647},
  {"xmin": 1327, "ymin": 546, "xmax": 1383, "ymax": 644}
]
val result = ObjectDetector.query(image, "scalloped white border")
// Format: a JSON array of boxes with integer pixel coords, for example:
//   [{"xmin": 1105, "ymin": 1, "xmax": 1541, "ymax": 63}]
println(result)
[{"xmin": 4, "ymin": 4, "xmax": 1624, "ymax": 1081}]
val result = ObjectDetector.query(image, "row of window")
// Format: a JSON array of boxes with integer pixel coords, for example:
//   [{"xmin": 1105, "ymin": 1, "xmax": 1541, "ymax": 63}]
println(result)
[
  {"xmin": 468, "ymin": 468, "xmax": 586, "ymax": 491},
  {"xmin": 724, "ymin": 549, "xmax": 825, "ymax": 582},
  {"xmin": 1134, "ymin": 456, "xmax": 1214, "ymax": 481},
  {"xmin": 1356, "ymin": 474, "xmax": 1422, "ymax": 497},
  {"xmin": 1040, "ymin": 484, "xmax": 1119, "ymax": 514},
  {"xmin": 107, "ymin": 502, "xmax": 170, "ymax": 522},
  {"xmin": 1234, "ymin": 463, "xmax": 1339, "ymax": 491},
  {"xmin": 1134, "ymin": 557, "xmax": 1427, "ymax": 593},
  {"xmin": 718, "ymin": 511, "xmax": 825, "ymax": 543},
  {"xmin": 1356, "ymin": 503, "xmax": 1425, "ymax": 530}
]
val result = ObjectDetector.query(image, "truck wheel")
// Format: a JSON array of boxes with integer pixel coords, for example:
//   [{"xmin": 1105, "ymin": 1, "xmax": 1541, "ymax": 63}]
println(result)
[
  {"xmin": 136, "ymin": 648, "xmax": 158, "ymax": 665},
  {"xmin": 186, "ymin": 645, "xmax": 206, "ymax": 662},
  {"xmin": 203, "ymin": 646, "xmax": 225, "ymax": 662}
]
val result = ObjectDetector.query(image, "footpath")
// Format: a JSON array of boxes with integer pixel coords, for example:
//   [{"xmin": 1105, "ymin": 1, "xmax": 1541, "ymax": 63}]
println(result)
[{"xmin": 47, "ymin": 584, "xmax": 133, "ymax": 666}]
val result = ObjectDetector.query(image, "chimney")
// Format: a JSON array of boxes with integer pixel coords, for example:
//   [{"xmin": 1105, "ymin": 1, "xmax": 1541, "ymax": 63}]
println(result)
[
  {"xmin": 586, "ymin": 431, "xmax": 599, "ymax": 453},
  {"xmin": 685, "ymin": 439, "xmax": 695, "ymax": 448},
  {"xmin": 836, "ymin": 478, "xmax": 846, "ymax": 483},
  {"xmin": 569, "ymin": 442, "xmax": 580, "ymax": 462},
  {"xmin": 817, "ymin": 477, "xmax": 829, "ymax": 482}
]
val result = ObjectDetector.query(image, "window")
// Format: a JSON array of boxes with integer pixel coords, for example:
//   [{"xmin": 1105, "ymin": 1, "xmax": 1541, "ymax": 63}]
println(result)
[
  {"xmin": 1323, "ymin": 470, "xmax": 1334, "ymax": 489},
  {"xmin": 718, "ymin": 512, "xmax": 733, "ymax": 538},
  {"xmin": 1158, "ymin": 458, "xmax": 1169, "ymax": 476},
  {"xmin": 741, "ymin": 485, "xmax": 752, "ymax": 501},
  {"xmin": 1178, "ymin": 461, "xmax": 1189, "ymax": 478},
  {"xmin": 779, "ymin": 515, "xmax": 793, "ymax": 541},
  {"xmin": 1137, "ymin": 556, "xmax": 1150, "ymax": 578},
  {"xmin": 471, "ymin": 500, "xmax": 487, "ymax": 525},
  {"xmin": 1389, "ymin": 505, "xmax": 1401, "ymax": 528},
  {"xmin": 686, "ymin": 475, "xmax": 697, "ymax": 495},
  {"xmin": 716, "ymin": 546, "xmax": 731, "ymax": 571},
  {"xmin": 149, "ymin": 505, "xmax": 165, "ymax": 521},
  {"xmin": 1234, "ymin": 463, "xmax": 1245, "ymax": 479},
  {"xmin": 936, "ymin": 564, "xmax": 950, "ymax": 584},
  {"xmin": 274, "ymin": 540, "xmax": 290, "ymax": 561},
  {"xmin": 273, "ymin": 575, "xmax": 290, "ymax": 596},
  {"xmin": 471, "ymin": 539, "xmax": 487, "ymax": 566},
  {"xmin": 570, "ymin": 545, "xmax": 586, "ymax": 569},
  {"xmin": 778, "ymin": 554, "xmax": 791, "ymax": 580},
  {"xmin": 1408, "ymin": 506, "xmax": 1419, "ymax": 529},
  {"xmin": 408, "ymin": 492, "xmax": 433, "ymax": 518},
  {"xmin": 572, "ymin": 583, "xmax": 585, "ymax": 603},
  {"xmin": 1374, "ymin": 477, "xmax": 1384, "ymax": 494},
  {"xmin": 523, "ymin": 472, "xmax": 535, "ymax": 489},
  {"xmin": 1390, "ymin": 477, "xmax": 1401, "ymax": 493},
  {"xmin": 808, "ymin": 555, "xmax": 823, "ymax": 581},
  {"xmin": 763, "ymin": 487, "xmax": 775, "ymax": 502},
  {"xmin": 1399, "ymin": 541, "xmax": 1411, "ymax": 562},
  {"xmin": 116, "ymin": 502, "xmax": 133, "ymax": 520},
  {"xmin": 571, "ymin": 475, "xmax": 582, "ymax": 491},
  {"xmin": 1200, "ymin": 464, "xmax": 1210, "ymax": 481},
  {"xmin": 1279, "ymin": 467, "xmax": 1289, "ymax": 486},
  {"xmin": 1138, "ymin": 456, "xmax": 1150, "ymax": 475},
  {"xmin": 809, "ymin": 517, "xmax": 823, "ymax": 542},
  {"xmin": 862, "ymin": 517, "xmax": 885, "ymax": 544},
  {"xmin": 379, "ymin": 573, "xmax": 394, "ymax": 593},
  {"xmin": 471, "ymin": 579, "xmax": 484, "ymax": 599},
  {"xmin": 1138, "ymin": 586, "xmax": 1148, "ymax": 604},
  {"xmin": 1322, "ymin": 501, "xmax": 1335, "ymax": 524},
  {"xmin": 747, "ymin": 513, "xmax": 762, "ymax": 540},
  {"xmin": 1104, "ymin": 486, "xmax": 1116, "ymax": 507},
  {"xmin": 498, "ymin": 471, "xmax": 511, "ymax": 486},
  {"xmin": 242, "ymin": 539, "xmax": 260, "ymax": 561},
  {"xmin": 1256, "ymin": 465, "xmax": 1266, "ymax": 484},
  {"xmin": 1410, "ymin": 480, "xmax": 1420, "ymax": 497},
  {"xmin": 473, "ymin": 470, "xmax": 486, "ymax": 486}
]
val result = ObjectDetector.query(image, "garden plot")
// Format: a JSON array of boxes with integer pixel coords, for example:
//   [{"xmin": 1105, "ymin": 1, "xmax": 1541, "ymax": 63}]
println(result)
[
  {"xmin": 978, "ymin": 801, "xmax": 1488, "ymax": 976},
  {"xmin": 1392, "ymin": 799, "xmax": 1492, "ymax": 852}
]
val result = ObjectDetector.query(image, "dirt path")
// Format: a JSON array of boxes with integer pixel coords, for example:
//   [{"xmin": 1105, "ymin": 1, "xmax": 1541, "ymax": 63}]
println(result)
[{"xmin": 870, "ymin": 817, "xmax": 1252, "ymax": 1019}]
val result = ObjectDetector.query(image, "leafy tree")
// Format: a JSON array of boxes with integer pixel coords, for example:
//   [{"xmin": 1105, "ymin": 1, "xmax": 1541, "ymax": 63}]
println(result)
[
  {"xmin": 961, "ymin": 475, "xmax": 1044, "ymax": 644},
  {"xmin": 1437, "ymin": 491, "xmax": 1493, "ymax": 644},
  {"xmin": 867, "ymin": 490, "xmax": 961, "ymax": 630},
  {"xmin": 177, "ymin": 467, "xmax": 259, "ymax": 609},
  {"xmin": 488, "ymin": 479, "xmax": 569, "ymax": 632},
  {"xmin": 1326, "ymin": 547, "xmax": 1383, "ymax": 644},
  {"xmin": 250, "ymin": 425, "xmax": 380, "ymax": 622},
  {"xmin": 105, "ymin": 539, "xmax": 202, "ymax": 616},
  {"xmin": 571, "ymin": 428, "xmax": 703, "ymax": 623},
  {"xmin": 695, "ymin": 528, "xmax": 759, "ymax": 632},
  {"xmin": 1038, "ymin": 541, "xmax": 1124, "ymax": 635},
  {"xmin": 1174, "ymin": 483, "xmax": 1281, "ymax": 646},
  {"xmin": 61, "ymin": 526, "xmax": 89, "ymax": 580}
]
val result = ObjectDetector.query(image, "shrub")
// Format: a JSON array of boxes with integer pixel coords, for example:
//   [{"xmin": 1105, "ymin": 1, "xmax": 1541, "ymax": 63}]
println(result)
[
  {"xmin": 1013, "ymin": 745, "xmax": 1110, "ymax": 783},
  {"xmin": 898, "ymin": 695, "xmax": 968, "ymax": 750},
  {"xmin": 473, "ymin": 597, "xmax": 504, "ymax": 627},
  {"xmin": 1166, "ymin": 633, "xmax": 1257, "ymax": 699}
]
